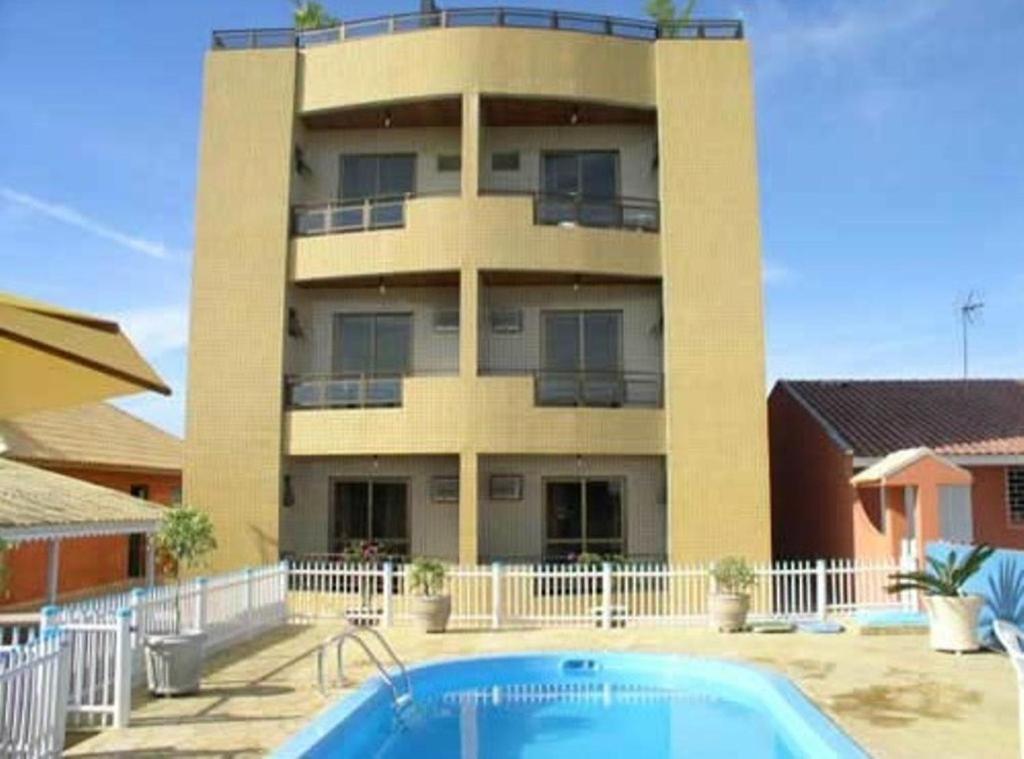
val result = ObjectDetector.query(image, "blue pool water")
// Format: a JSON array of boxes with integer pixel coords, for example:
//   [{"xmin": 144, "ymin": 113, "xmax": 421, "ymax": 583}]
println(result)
[{"xmin": 274, "ymin": 653, "xmax": 866, "ymax": 758}]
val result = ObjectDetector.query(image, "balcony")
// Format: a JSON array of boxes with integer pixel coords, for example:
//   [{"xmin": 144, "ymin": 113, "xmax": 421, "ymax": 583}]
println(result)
[
  {"xmin": 292, "ymin": 192, "xmax": 458, "ymax": 237},
  {"xmin": 211, "ymin": 10, "xmax": 743, "ymax": 51},
  {"xmin": 286, "ymin": 372, "xmax": 404, "ymax": 409},
  {"xmin": 479, "ymin": 368, "xmax": 662, "ymax": 408}
]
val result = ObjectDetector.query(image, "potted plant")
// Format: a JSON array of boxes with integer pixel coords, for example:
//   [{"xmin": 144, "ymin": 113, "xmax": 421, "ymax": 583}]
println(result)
[
  {"xmin": 887, "ymin": 543, "xmax": 994, "ymax": 653},
  {"xmin": 145, "ymin": 506, "xmax": 217, "ymax": 696},
  {"xmin": 408, "ymin": 558, "xmax": 450, "ymax": 633},
  {"xmin": 709, "ymin": 556, "xmax": 756, "ymax": 632}
]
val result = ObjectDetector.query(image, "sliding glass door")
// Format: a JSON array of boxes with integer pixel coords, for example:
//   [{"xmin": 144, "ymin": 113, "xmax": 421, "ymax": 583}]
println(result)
[
  {"xmin": 328, "ymin": 313, "xmax": 411, "ymax": 406},
  {"xmin": 332, "ymin": 480, "xmax": 409, "ymax": 555},
  {"xmin": 539, "ymin": 151, "xmax": 620, "ymax": 227},
  {"xmin": 338, "ymin": 153, "xmax": 416, "ymax": 227},
  {"xmin": 539, "ymin": 310, "xmax": 623, "ymax": 406},
  {"xmin": 544, "ymin": 478, "xmax": 624, "ymax": 560}
]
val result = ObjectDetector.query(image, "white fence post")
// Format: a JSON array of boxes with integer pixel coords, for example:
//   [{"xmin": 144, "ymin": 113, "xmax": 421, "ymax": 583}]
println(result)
[
  {"xmin": 112, "ymin": 608, "xmax": 132, "ymax": 729},
  {"xmin": 491, "ymin": 563, "xmax": 504, "ymax": 630},
  {"xmin": 53, "ymin": 630, "xmax": 72, "ymax": 753},
  {"xmin": 129, "ymin": 587, "xmax": 146, "ymax": 648},
  {"xmin": 898, "ymin": 552, "xmax": 917, "ymax": 612},
  {"xmin": 382, "ymin": 562, "xmax": 394, "ymax": 628},
  {"xmin": 39, "ymin": 605, "xmax": 60, "ymax": 636},
  {"xmin": 194, "ymin": 577, "xmax": 208, "ymax": 634},
  {"xmin": 601, "ymin": 563, "xmax": 613, "ymax": 630},
  {"xmin": 816, "ymin": 559, "xmax": 827, "ymax": 620},
  {"xmin": 279, "ymin": 560, "xmax": 290, "ymax": 623}
]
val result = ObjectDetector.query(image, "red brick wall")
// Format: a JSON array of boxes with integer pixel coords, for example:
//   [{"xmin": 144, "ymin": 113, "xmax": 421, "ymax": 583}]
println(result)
[
  {"xmin": 1, "ymin": 467, "xmax": 179, "ymax": 609},
  {"xmin": 768, "ymin": 385, "xmax": 856, "ymax": 559},
  {"xmin": 971, "ymin": 466, "xmax": 1024, "ymax": 550}
]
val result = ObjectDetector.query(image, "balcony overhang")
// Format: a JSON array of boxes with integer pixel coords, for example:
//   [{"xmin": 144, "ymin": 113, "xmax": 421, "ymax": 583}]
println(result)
[{"xmin": 302, "ymin": 95, "xmax": 462, "ymax": 131}]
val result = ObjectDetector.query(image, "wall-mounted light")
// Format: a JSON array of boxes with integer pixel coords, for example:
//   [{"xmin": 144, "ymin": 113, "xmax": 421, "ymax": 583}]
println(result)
[
  {"xmin": 576, "ymin": 454, "xmax": 583, "ymax": 470},
  {"xmin": 383, "ymin": 110, "xmax": 393, "ymax": 128},
  {"xmin": 294, "ymin": 145, "xmax": 312, "ymax": 176},
  {"xmin": 287, "ymin": 307, "xmax": 304, "ymax": 338},
  {"xmin": 372, "ymin": 455, "xmax": 380, "ymax": 470},
  {"xmin": 282, "ymin": 474, "xmax": 295, "ymax": 508},
  {"xmin": 378, "ymin": 277, "xmax": 387, "ymax": 295},
  {"xmin": 572, "ymin": 275, "xmax": 581, "ymax": 293},
  {"xmin": 569, "ymin": 106, "xmax": 580, "ymax": 126}
]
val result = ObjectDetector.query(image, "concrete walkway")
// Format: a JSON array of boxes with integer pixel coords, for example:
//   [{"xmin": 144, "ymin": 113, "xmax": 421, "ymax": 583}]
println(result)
[{"xmin": 65, "ymin": 623, "xmax": 1018, "ymax": 758}]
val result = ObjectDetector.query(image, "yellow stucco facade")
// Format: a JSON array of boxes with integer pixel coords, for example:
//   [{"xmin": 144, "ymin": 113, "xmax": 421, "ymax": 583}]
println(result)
[{"xmin": 186, "ymin": 22, "xmax": 770, "ymax": 570}]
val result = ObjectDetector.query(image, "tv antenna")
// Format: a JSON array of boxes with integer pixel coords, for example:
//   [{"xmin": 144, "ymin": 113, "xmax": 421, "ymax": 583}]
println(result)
[{"xmin": 957, "ymin": 292, "xmax": 984, "ymax": 380}]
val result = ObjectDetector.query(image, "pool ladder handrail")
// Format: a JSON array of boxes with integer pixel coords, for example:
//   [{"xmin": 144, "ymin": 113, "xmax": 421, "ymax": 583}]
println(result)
[{"xmin": 317, "ymin": 626, "xmax": 413, "ymax": 707}]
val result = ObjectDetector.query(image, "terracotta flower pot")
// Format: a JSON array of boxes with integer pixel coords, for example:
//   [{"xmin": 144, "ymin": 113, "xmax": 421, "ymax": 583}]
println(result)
[
  {"xmin": 924, "ymin": 595, "xmax": 984, "ymax": 653},
  {"xmin": 410, "ymin": 595, "xmax": 452, "ymax": 633},
  {"xmin": 709, "ymin": 592, "xmax": 750, "ymax": 632}
]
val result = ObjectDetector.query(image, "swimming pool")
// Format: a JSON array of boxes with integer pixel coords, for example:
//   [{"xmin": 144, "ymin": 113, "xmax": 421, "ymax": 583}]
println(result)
[{"xmin": 274, "ymin": 652, "xmax": 867, "ymax": 758}]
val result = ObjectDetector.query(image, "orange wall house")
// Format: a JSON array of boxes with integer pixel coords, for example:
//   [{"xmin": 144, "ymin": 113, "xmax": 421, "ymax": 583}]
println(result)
[
  {"xmin": 769, "ymin": 380, "xmax": 1024, "ymax": 560},
  {"xmin": 0, "ymin": 403, "xmax": 181, "ymax": 608}
]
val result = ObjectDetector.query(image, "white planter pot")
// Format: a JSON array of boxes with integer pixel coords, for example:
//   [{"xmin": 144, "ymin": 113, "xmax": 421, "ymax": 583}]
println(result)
[
  {"xmin": 410, "ymin": 595, "xmax": 452, "ymax": 633},
  {"xmin": 145, "ymin": 631, "xmax": 207, "ymax": 696},
  {"xmin": 924, "ymin": 595, "xmax": 984, "ymax": 653},
  {"xmin": 709, "ymin": 593, "xmax": 750, "ymax": 632}
]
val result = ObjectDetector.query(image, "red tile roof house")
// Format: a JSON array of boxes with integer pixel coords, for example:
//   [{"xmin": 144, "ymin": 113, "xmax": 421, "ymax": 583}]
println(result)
[{"xmin": 768, "ymin": 380, "xmax": 1024, "ymax": 562}]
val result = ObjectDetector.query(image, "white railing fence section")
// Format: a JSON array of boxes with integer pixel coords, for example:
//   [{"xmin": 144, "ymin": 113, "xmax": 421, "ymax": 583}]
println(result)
[
  {"xmin": 288, "ymin": 557, "xmax": 916, "ymax": 629},
  {"xmin": 0, "ymin": 632, "xmax": 70, "ymax": 757}
]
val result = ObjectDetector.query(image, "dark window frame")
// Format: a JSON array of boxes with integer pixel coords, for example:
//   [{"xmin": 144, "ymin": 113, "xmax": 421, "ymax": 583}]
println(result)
[
  {"xmin": 1008, "ymin": 467, "xmax": 1024, "ymax": 526},
  {"xmin": 338, "ymin": 153, "xmax": 417, "ymax": 201},
  {"xmin": 491, "ymin": 151, "xmax": 521, "ymax": 172},
  {"xmin": 542, "ymin": 476, "xmax": 626, "ymax": 560}
]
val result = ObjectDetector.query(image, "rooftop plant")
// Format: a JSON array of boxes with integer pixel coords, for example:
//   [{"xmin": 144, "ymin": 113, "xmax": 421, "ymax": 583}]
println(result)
[
  {"xmin": 645, "ymin": 0, "xmax": 698, "ymax": 36},
  {"xmin": 409, "ymin": 558, "xmax": 447, "ymax": 597},
  {"xmin": 887, "ymin": 544, "xmax": 995, "ymax": 597},
  {"xmin": 293, "ymin": 1, "xmax": 339, "ymax": 30},
  {"xmin": 710, "ymin": 556, "xmax": 757, "ymax": 595}
]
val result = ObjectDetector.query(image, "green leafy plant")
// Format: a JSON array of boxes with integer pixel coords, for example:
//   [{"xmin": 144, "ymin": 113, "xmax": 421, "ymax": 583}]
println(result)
[
  {"xmin": 292, "ymin": 1, "xmax": 339, "ymax": 30},
  {"xmin": 155, "ymin": 507, "xmax": 217, "ymax": 633},
  {"xmin": 572, "ymin": 552, "xmax": 625, "ymax": 566},
  {"xmin": 887, "ymin": 544, "xmax": 995, "ymax": 597},
  {"xmin": 645, "ymin": 0, "xmax": 698, "ymax": 36},
  {"xmin": 409, "ymin": 558, "xmax": 447, "ymax": 596},
  {"xmin": 711, "ymin": 556, "xmax": 756, "ymax": 594}
]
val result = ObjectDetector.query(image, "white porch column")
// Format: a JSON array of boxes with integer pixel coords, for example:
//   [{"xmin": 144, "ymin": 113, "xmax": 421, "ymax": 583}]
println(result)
[
  {"xmin": 45, "ymin": 538, "xmax": 60, "ymax": 603},
  {"xmin": 145, "ymin": 533, "xmax": 156, "ymax": 588}
]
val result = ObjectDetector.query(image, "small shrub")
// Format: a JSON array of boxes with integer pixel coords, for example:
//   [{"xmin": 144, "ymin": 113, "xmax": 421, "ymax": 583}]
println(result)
[
  {"xmin": 409, "ymin": 558, "xmax": 447, "ymax": 596},
  {"xmin": 711, "ymin": 556, "xmax": 756, "ymax": 594},
  {"xmin": 887, "ymin": 544, "xmax": 994, "ymax": 597}
]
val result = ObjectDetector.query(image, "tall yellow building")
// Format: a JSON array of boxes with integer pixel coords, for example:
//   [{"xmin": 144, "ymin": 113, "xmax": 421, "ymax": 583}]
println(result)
[{"xmin": 186, "ymin": 8, "xmax": 770, "ymax": 572}]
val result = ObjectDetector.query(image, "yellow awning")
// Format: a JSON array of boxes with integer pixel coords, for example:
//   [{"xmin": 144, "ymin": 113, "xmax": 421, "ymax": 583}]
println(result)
[{"xmin": 0, "ymin": 292, "xmax": 171, "ymax": 418}]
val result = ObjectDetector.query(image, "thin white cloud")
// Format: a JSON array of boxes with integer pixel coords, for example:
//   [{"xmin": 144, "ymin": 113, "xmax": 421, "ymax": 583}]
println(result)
[
  {"xmin": 762, "ymin": 259, "xmax": 795, "ymax": 286},
  {"xmin": 113, "ymin": 304, "xmax": 189, "ymax": 357},
  {"xmin": 0, "ymin": 186, "xmax": 177, "ymax": 260}
]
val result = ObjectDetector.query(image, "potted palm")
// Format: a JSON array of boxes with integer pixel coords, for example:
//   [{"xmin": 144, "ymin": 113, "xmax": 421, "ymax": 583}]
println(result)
[
  {"xmin": 145, "ymin": 506, "xmax": 217, "ymax": 695},
  {"xmin": 709, "ymin": 557, "xmax": 756, "ymax": 632},
  {"xmin": 887, "ymin": 543, "xmax": 994, "ymax": 653},
  {"xmin": 408, "ymin": 558, "xmax": 450, "ymax": 633}
]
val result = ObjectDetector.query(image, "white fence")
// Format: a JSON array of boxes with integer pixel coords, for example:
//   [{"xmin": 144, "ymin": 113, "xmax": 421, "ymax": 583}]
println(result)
[
  {"xmin": 289, "ymin": 557, "xmax": 916, "ymax": 629},
  {"xmin": 0, "ymin": 632, "xmax": 70, "ymax": 757}
]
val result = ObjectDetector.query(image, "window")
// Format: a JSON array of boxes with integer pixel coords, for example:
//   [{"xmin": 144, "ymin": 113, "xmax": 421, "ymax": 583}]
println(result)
[
  {"xmin": 1009, "ymin": 468, "xmax": 1024, "ymax": 525},
  {"xmin": 333, "ymin": 313, "xmax": 412, "ymax": 376},
  {"xmin": 332, "ymin": 480, "xmax": 408, "ymax": 555},
  {"xmin": 127, "ymin": 533, "xmax": 146, "ymax": 579},
  {"xmin": 431, "ymin": 476, "xmax": 459, "ymax": 502},
  {"xmin": 539, "ymin": 151, "xmax": 621, "ymax": 227},
  {"xmin": 437, "ymin": 154, "xmax": 461, "ymax": 172},
  {"xmin": 545, "ymin": 478, "xmax": 624, "ymax": 560},
  {"xmin": 539, "ymin": 310, "xmax": 623, "ymax": 406},
  {"xmin": 283, "ymin": 475, "xmax": 295, "ymax": 508},
  {"xmin": 130, "ymin": 484, "xmax": 149, "ymax": 500},
  {"xmin": 433, "ymin": 309, "xmax": 460, "ymax": 333},
  {"xmin": 491, "ymin": 151, "xmax": 520, "ymax": 172},
  {"xmin": 490, "ymin": 308, "xmax": 523, "ymax": 334},
  {"xmin": 339, "ymin": 154, "xmax": 416, "ymax": 201},
  {"xmin": 489, "ymin": 475, "xmax": 523, "ymax": 501}
]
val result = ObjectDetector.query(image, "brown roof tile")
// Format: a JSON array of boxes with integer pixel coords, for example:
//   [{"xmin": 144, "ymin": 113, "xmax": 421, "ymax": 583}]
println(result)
[
  {"xmin": 0, "ymin": 402, "xmax": 181, "ymax": 473},
  {"xmin": 779, "ymin": 379, "xmax": 1024, "ymax": 458}
]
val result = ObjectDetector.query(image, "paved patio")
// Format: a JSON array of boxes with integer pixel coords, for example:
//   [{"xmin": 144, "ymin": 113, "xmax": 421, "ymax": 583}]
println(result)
[{"xmin": 65, "ymin": 622, "xmax": 1018, "ymax": 758}]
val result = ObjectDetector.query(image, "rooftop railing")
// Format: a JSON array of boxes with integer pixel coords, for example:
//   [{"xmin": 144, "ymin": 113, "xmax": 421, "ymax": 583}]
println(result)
[{"xmin": 211, "ymin": 8, "xmax": 742, "ymax": 50}]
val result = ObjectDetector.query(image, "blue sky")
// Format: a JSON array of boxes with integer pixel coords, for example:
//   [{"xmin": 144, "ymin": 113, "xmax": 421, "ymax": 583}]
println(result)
[{"xmin": 1, "ymin": 0, "xmax": 1022, "ymax": 436}]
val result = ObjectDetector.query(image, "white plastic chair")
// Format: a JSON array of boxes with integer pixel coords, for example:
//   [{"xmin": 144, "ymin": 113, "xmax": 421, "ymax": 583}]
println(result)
[{"xmin": 994, "ymin": 619, "xmax": 1024, "ymax": 759}]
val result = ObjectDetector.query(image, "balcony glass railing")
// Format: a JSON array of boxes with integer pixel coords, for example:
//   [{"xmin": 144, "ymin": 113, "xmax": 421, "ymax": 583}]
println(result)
[
  {"xmin": 211, "ymin": 10, "xmax": 743, "ymax": 50},
  {"xmin": 292, "ymin": 191, "xmax": 458, "ymax": 237},
  {"xmin": 286, "ymin": 373, "xmax": 404, "ymax": 409},
  {"xmin": 481, "ymin": 368, "xmax": 663, "ymax": 408},
  {"xmin": 478, "ymin": 188, "xmax": 659, "ymax": 233}
]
